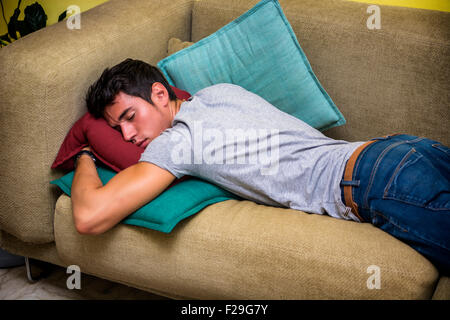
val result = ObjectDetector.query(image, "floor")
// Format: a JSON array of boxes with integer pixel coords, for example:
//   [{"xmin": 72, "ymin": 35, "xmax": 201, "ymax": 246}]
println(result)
[{"xmin": 0, "ymin": 259, "xmax": 170, "ymax": 300}]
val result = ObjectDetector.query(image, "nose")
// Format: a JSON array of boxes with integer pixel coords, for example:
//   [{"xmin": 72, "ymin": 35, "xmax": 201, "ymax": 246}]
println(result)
[{"xmin": 121, "ymin": 122, "xmax": 137, "ymax": 143}]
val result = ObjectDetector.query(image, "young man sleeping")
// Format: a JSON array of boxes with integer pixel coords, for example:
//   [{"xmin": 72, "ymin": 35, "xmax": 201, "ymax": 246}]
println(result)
[{"xmin": 72, "ymin": 58, "xmax": 450, "ymax": 274}]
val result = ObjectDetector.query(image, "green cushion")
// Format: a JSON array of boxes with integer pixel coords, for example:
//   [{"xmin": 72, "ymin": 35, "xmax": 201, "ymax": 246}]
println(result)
[
  {"xmin": 50, "ymin": 167, "xmax": 240, "ymax": 233},
  {"xmin": 157, "ymin": 0, "xmax": 345, "ymax": 131}
]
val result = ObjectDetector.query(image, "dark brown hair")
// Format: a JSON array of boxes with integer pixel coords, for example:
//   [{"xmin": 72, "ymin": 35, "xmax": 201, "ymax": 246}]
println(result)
[{"xmin": 85, "ymin": 58, "xmax": 176, "ymax": 118}]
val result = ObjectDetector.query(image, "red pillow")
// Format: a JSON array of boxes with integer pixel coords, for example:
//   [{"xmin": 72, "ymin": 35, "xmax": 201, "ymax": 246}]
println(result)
[{"xmin": 52, "ymin": 86, "xmax": 191, "ymax": 172}]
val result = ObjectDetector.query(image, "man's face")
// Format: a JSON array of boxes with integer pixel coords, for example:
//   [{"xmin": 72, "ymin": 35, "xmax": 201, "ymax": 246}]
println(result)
[{"xmin": 104, "ymin": 84, "xmax": 173, "ymax": 149}]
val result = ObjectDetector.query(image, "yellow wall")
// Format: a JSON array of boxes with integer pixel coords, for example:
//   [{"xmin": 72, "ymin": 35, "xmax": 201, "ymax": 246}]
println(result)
[
  {"xmin": 0, "ymin": 0, "xmax": 109, "ymax": 41},
  {"xmin": 346, "ymin": 0, "xmax": 450, "ymax": 12}
]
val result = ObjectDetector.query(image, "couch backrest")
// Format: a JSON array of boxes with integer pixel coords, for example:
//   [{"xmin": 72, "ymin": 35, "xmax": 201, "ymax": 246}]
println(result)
[
  {"xmin": 0, "ymin": 0, "xmax": 195, "ymax": 243},
  {"xmin": 192, "ymin": 0, "xmax": 450, "ymax": 144}
]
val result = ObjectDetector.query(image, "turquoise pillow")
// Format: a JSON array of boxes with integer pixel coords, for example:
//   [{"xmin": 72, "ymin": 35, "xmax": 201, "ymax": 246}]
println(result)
[
  {"xmin": 50, "ymin": 167, "xmax": 240, "ymax": 233},
  {"xmin": 157, "ymin": 0, "xmax": 345, "ymax": 131}
]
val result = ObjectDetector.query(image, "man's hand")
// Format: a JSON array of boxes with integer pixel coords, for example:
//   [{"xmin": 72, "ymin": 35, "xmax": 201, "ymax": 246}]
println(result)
[{"xmin": 71, "ymin": 151, "xmax": 175, "ymax": 235}]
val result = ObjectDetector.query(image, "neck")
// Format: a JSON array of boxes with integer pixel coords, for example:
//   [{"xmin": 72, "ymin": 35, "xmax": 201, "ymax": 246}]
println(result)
[{"xmin": 169, "ymin": 98, "xmax": 184, "ymax": 121}]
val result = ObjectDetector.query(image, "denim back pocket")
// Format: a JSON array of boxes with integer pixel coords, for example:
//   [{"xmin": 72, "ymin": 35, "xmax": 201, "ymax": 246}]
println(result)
[
  {"xmin": 432, "ymin": 143, "xmax": 450, "ymax": 158},
  {"xmin": 383, "ymin": 147, "xmax": 450, "ymax": 210}
]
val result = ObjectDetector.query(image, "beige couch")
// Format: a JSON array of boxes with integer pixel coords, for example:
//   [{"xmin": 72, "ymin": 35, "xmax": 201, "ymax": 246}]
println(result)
[{"xmin": 0, "ymin": 0, "xmax": 449, "ymax": 299}]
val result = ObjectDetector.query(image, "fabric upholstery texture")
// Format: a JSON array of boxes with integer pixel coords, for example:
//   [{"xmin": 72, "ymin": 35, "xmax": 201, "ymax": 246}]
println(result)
[
  {"xmin": 168, "ymin": 38, "xmax": 194, "ymax": 55},
  {"xmin": 0, "ymin": 231, "xmax": 66, "ymax": 268},
  {"xmin": 54, "ymin": 194, "xmax": 438, "ymax": 299},
  {"xmin": 158, "ymin": 0, "xmax": 346, "ymax": 131},
  {"xmin": 0, "ymin": 0, "xmax": 196, "ymax": 244},
  {"xmin": 192, "ymin": 0, "xmax": 450, "ymax": 144},
  {"xmin": 432, "ymin": 276, "xmax": 450, "ymax": 300}
]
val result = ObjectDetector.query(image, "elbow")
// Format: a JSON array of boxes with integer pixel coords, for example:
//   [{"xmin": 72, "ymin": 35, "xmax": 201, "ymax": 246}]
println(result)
[
  {"xmin": 75, "ymin": 218, "xmax": 104, "ymax": 236},
  {"xmin": 74, "ymin": 212, "xmax": 94, "ymax": 235},
  {"xmin": 73, "ymin": 207, "xmax": 102, "ymax": 236},
  {"xmin": 75, "ymin": 219, "xmax": 94, "ymax": 235},
  {"xmin": 72, "ymin": 191, "xmax": 106, "ymax": 235}
]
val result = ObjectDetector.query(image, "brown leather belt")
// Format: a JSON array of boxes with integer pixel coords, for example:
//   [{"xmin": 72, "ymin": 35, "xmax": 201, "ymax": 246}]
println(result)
[
  {"xmin": 343, "ymin": 134, "xmax": 402, "ymax": 222},
  {"xmin": 342, "ymin": 140, "xmax": 377, "ymax": 222}
]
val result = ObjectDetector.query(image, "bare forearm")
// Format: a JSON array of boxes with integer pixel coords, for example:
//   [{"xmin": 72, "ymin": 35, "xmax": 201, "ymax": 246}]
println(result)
[
  {"xmin": 70, "ymin": 152, "xmax": 176, "ymax": 235},
  {"xmin": 72, "ymin": 155, "xmax": 102, "ymax": 193},
  {"xmin": 71, "ymin": 154, "xmax": 103, "ymax": 232}
]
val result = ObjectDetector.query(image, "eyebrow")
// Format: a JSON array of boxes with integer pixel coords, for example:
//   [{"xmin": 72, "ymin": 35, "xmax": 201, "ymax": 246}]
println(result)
[{"xmin": 118, "ymin": 107, "xmax": 132, "ymax": 121}]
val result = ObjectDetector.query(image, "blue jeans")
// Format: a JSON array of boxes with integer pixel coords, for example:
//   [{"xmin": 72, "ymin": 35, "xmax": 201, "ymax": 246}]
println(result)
[{"xmin": 341, "ymin": 134, "xmax": 450, "ymax": 274}]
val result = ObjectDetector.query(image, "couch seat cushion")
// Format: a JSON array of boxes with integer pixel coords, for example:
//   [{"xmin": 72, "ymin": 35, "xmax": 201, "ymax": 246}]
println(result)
[{"xmin": 54, "ymin": 194, "xmax": 438, "ymax": 299}]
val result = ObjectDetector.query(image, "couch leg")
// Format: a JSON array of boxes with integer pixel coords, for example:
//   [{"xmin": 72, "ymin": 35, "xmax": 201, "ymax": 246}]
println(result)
[
  {"xmin": 25, "ymin": 257, "xmax": 38, "ymax": 283},
  {"xmin": 25, "ymin": 257, "xmax": 52, "ymax": 283}
]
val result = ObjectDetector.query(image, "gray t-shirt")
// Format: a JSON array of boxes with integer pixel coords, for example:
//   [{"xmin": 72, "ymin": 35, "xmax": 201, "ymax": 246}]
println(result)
[{"xmin": 140, "ymin": 83, "xmax": 364, "ymax": 221}]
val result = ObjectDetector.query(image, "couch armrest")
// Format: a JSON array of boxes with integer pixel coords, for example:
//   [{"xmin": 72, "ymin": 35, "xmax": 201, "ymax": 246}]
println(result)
[{"xmin": 0, "ymin": 0, "xmax": 195, "ymax": 244}]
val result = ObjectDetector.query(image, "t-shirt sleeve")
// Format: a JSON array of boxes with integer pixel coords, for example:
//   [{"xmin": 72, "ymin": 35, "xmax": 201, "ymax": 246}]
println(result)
[{"xmin": 139, "ymin": 123, "xmax": 193, "ymax": 179}]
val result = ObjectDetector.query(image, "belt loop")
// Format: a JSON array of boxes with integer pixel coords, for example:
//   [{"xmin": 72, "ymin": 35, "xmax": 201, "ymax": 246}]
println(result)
[
  {"xmin": 342, "ymin": 140, "xmax": 378, "ymax": 222},
  {"xmin": 340, "ymin": 180, "xmax": 360, "ymax": 187}
]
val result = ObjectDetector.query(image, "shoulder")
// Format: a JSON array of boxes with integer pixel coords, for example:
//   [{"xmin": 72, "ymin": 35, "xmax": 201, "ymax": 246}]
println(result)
[{"xmin": 195, "ymin": 83, "xmax": 248, "ymax": 96}]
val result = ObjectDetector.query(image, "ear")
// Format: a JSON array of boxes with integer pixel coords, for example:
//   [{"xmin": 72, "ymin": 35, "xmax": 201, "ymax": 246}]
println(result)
[{"xmin": 150, "ymin": 82, "xmax": 170, "ymax": 107}]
